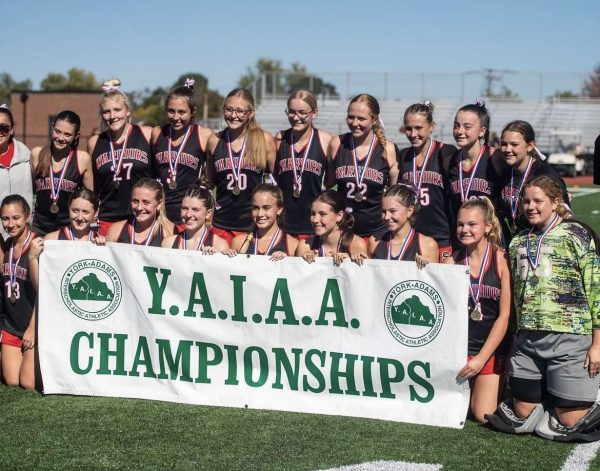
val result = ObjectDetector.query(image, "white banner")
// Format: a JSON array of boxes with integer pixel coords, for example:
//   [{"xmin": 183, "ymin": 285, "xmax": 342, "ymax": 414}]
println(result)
[{"xmin": 38, "ymin": 241, "xmax": 470, "ymax": 428}]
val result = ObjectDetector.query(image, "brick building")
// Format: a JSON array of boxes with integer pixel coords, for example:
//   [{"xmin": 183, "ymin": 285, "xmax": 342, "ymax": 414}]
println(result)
[{"xmin": 9, "ymin": 91, "xmax": 103, "ymax": 151}]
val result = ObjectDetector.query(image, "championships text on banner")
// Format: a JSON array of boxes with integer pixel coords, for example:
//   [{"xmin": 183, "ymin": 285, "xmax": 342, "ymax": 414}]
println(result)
[{"xmin": 38, "ymin": 240, "xmax": 470, "ymax": 428}]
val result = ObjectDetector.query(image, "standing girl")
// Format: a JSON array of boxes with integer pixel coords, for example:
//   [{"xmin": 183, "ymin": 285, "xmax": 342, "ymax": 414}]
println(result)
[
  {"xmin": 368, "ymin": 184, "xmax": 438, "ymax": 263},
  {"xmin": 444, "ymin": 197, "xmax": 511, "ymax": 423},
  {"xmin": 326, "ymin": 94, "xmax": 398, "ymax": 238},
  {"xmin": 1, "ymin": 195, "xmax": 37, "ymax": 389},
  {"xmin": 231, "ymin": 183, "xmax": 298, "ymax": 259},
  {"xmin": 161, "ymin": 183, "xmax": 229, "ymax": 253},
  {"xmin": 296, "ymin": 190, "xmax": 366, "ymax": 265},
  {"xmin": 205, "ymin": 89, "xmax": 276, "ymax": 244},
  {"xmin": 31, "ymin": 110, "xmax": 93, "ymax": 236},
  {"xmin": 274, "ymin": 90, "xmax": 332, "ymax": 239},
  {"xmin": 397, "ymin": 101, "xmax": 456, "ymax": 260},
  {"xmin": 88, "ymin": 79, "xmax": 153, "ymax": 235},
  {"xmin": 152, "ymin": 79, "xmax": 214, "ymax": 224},
  {"xmin": 106, "ymin": 178, "xmax": 174, "ymax": 247}
]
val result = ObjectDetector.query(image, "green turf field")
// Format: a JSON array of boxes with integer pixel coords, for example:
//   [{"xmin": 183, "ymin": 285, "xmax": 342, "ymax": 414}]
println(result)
[{"xmin": 1, "ymin": 185, "xmax": 599, "ymax": 471}]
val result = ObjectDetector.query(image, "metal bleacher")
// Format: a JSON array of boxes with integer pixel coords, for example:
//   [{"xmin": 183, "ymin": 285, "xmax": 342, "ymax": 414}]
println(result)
[{"xmin": 256, "ymin": 97, "xmax": 600, "ymax": 153}]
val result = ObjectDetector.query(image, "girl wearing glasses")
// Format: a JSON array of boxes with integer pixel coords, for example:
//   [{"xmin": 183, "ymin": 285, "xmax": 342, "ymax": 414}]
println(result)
[
  {"xmin": 326, "ymin": 94, "xmax": 398, "ymax": 239},
  {"xmin": 88, "ymin": 79, "xmax": 154, "ymax": 236},
  {"xmin": 205, "ymin": 88, "xmax": 276, "ymax": 244},
  {"xmin": 30, "ymin": 110, "xmax": 93, "ymax": 236},
  {"xmin": 0, "ymin": 106, "xmax": 32, "ymax": 242},
  {"xmin": 274, "ymin": 90, "xmax": 332, "ymax": 240}
]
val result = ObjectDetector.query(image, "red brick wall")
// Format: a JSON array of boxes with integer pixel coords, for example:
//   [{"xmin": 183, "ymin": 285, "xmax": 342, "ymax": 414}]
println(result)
[{"xmin": 10, "ymin": 91, "xmax": 103, "ymax": 151}]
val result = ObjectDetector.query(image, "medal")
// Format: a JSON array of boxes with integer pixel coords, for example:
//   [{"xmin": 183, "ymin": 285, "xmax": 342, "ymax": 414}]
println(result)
[
  {"xmin": 49, "ymin": 149, "xmax": 73, "ymax": 214},
  {"xmin": 387, "ymin": 228, "xmax": 415, "ymax": 261},
  {"xmin": 10, "ymin": 292, "xmax": 16, "ymax": 304},
  {"xmin": 227, "ymin": 129, "xmax": 247, "ymax": 195},
  {"xmin": 181, "ymin": 227, "xmax": 208, "ymax": 251},
  {"xmin": 8, "ymin": 230, "xmax": 33, "ymax": 305},
  {"xmin": 290, "ymin": 128, "xmax": 314, "ymax": 200},
  {"xmin": 167, "ymin": 124, "xmax": 193, "ymax": 191},
  {"xmin": 254, "ymin": 227, "xmax": 282, "ymax": 256},
  {"xmin": 109, "ymin": 124, "xmax": 131, "ymax": 186},
  {"xmin": 470, "ymin": 305, "xmax": 483, "ymax": 321},
  {"xmin": 458, "ymin": 144, "xmax": 486, "ymax": 202},
  {"xmin": 465, "ymin": 242, "xmax": 491, "ymax": 322},
  {"xmin": 351, "ymin": 134, "xmax": 376, "ymax": 204},
  {"xmin": 525, "ymin": 213, "xmax": 560, "ymax": 284},
  {"xmin": 113, "ymin": 180, "xmax": 120, "ymax": 189},
  {"xmin": 232, "ymin": 185, "xmax": 241, "ymax": 196},
  {"xmin": 530, "ymin": 274, "xmax": 539, "ymax": 287},
  {"xmin": 50, "ymin": 203, "xmax": 59, "ymax": 214}
]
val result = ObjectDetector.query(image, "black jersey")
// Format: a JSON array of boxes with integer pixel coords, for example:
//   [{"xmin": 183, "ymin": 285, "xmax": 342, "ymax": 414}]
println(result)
[
  {"xmin": 1, "ymin": 233, "xmax": 37, "ymax": 337},
  {"xmin": 171, "ymin": 230, "xmax": 215, "ymax": 249},
  {"xmin": 496, "ymin": 159, "xmax": 568, "ymax": 244},
  {"xmin": 333, "ymin": 134, "xmax": 389, "ymax": 237},
  {"xmin": 211, "ymin": 132, "xmax": 265, "ymax": 232},
  {"xmin": 398, "ymin": 141, "xmax": 456, "ymax": 247},
  {"xmin": 115, "ymin": 219, "xmax": 164, "ymax": 247},
  {"xmin": 371, "ymin": 230, "xmax": 421, "ymax": 261},
  {"xmin": 57, "ymin": 226, "xmax": 98, "ymax": 241},
  {"xmin": 32, "ymin": 151, "xmax": 83, "ymax": 236},
  {"xmin": 455, "ymin": 246, "xmax": 506, "ymax": 356},
  {"xmin": 152, "ymin": 124, "xmax": 206, "ymax": 224},
  {"xmin": 247, "ymin": 229, "xmax": 289, "ymax": 255},
  {"xmin": 275, "ymin": 128, "xmax": 326, "ymax": 235},
  {"xmin": 92, "ymin": 125, "xmax": 152, "ymax": 222},
  {"xmin": 447, "ymin": 146, "xmax": 500, "ymax": 220}
]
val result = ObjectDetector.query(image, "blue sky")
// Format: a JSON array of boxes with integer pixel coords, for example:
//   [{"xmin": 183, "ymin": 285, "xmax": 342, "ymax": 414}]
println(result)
[{"xmin": 3, "ymin": 0, "xmax": 599, "ymax": 98}]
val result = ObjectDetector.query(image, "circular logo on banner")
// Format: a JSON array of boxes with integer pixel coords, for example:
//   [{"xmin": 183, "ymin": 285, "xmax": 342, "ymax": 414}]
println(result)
[
  {"xmin": 383, "ymin": 280, "xmax": 444, "ymax": 347},
  {"xmin": 61, "ymin": 259, "xmax": 122, "ymax": 321}
]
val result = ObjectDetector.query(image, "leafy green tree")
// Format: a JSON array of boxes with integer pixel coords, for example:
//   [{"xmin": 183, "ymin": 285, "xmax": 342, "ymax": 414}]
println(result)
[
  {"xmin": 583, "ymin": 64, "xmax": 600, "ymax": 98},
  {"xmin": 238, "ymin": 58, "xmax": 285, "ymax": 101},
  {"xmin": 553, "ymin": 90, "xmax": 579, "ymax": 99},
  {"xmin": 0, "ymin": 73, "xmax": 32, "ymax": 105},
  {"xmin": 285, "ymin": 62, "xmax": 338, "ymax": 97},
  {"xmin": 41, "ymin": 68, "xmax": 100, "ymax": 91}
]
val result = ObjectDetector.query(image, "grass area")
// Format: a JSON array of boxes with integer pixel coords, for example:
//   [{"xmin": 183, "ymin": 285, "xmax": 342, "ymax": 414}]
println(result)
[
  {"xmin": 0, "ymin": 387, "xmax": 581, "ymax": 471},
  {"xmin": 570, "ymin": 186, "xmax": 600, "ymax": 234}
]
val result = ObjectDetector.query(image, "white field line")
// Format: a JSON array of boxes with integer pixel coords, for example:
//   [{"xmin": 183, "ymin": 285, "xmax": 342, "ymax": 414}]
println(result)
[
  {"xmin": 559, "ymin": 441, "xmax": 600, "ymax": 471},
  {"xmin": 319, "ymin": 460, "xmax": 442, "ymax": 471},
  {"xmin": 569, "ymin": 188, "xmax": 600, "ymax": 198}
]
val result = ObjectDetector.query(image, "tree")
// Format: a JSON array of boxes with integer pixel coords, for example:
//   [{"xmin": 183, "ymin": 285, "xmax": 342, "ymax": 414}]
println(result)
[
  {"xmin": 582, "ymin": 64, "xmax": 600, "ymax": 98},
  {"xmin": 170, "ymin": 73, "xmax": 223, "ymax": 118},
  {"xmin": 238, "ymin": 58, "xmax": 285, "ymax": 101},
  {"xmin": 553, "ymin": 90, "xmax": 579, "ymax": 99},
  {"xmin": 285, "ymin": 62, "xmax": 338, "ymax": 97},
  {"xmin": 40, "ymin": 68, "xmax": 100, "ymax": 91},
  {"xmin": 0, "ymin": 73, "xmax": 32, "ymax": 105}
]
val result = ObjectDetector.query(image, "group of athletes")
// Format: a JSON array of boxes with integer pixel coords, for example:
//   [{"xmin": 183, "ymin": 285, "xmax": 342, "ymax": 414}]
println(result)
[{"xmin": 0, "ymin": 78, "xmax": 598, "ymax": 441}]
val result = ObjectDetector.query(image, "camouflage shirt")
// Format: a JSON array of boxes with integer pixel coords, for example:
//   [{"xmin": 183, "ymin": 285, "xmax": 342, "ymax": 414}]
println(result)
[{"xmin": 509, "ymin": 221, "xmax": 600, "ymax": 334}]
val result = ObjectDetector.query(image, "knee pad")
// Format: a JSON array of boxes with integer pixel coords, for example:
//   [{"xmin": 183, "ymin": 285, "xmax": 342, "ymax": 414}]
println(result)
[
  {"xmin": 535, "ymin": 403, "xmax": 600, "ymax": 442},
  {"xmin": 485, "ymin": 399, "xmax": 545, "ymax": 435}
]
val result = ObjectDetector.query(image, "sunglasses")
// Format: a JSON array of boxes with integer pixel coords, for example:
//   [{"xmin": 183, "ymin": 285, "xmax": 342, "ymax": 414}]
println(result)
[{"xmin": 0, "ymin": 124, "xmax": 11, "ymax": 134}]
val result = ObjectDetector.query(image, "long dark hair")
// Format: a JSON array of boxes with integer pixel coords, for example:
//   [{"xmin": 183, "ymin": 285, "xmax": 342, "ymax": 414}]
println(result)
[
  {"xmin": 312, "ymin": 190, "xmax": 355, "ymax": 253},
  {"xmin": 35, "ymin": 110, "xmax": 81, "ymax": 177}
]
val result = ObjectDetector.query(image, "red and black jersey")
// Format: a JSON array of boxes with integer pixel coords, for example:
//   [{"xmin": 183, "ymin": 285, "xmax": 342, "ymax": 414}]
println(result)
[
  {"xmin": 152, "ymin": 124, "xmax": 207, "ymax": 224},
  {"xmin": 1, "ymin": 233, "xmax": 37, "ymax": 337},
  {"xmin": 211, "ymin": 132, "xmax": 265, "ymax": 232},
  {"xmin": 32, "ymin": 151, "xmax": 83, "ymax": 236},
  {"xmin": 171, "ymin": 230, "xmax": 215, "ymax": 249},
  {"xmin": 332, "ymin": 133, "xmax": 389, "ymax": 237},
  {"xmin": 115, "ymin": 219, "xmax": 164, "ymax": 247},
  {"xmin": 92, "ymin": 125, "xmax": 152, "ymax": 222},
  {"xmin": 275, "ymin": 128, "xmax": 326, "ymax": 236},
  {"xmin": 455, "ymin": 246, "xmax": 507, "ymax": 356},
  {"xmin": 397, "ymin": 141, "xmax": 456, "ymax": 247},
  {"xmin": 370, "ymin": 230, "xmax": 421, "ymax": 261}
]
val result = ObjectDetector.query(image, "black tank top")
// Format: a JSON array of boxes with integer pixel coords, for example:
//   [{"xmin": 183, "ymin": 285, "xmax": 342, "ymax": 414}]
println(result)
[
  {"xmin": 398, "ymin": 142, "xmax": 455, "ymax": 247},
  {"xmin": 56, "ymin": 226, "xmax": 98, "ymax": 241},
  {"xmin": 92, "ymin": 125, "xmax": 152, "ymax": 222},
  {"xmin": 115, "ymin": 219, "xmax": 164, "ymax": 247},
  {"xmin": 1, "ymin": 233, "xmax": 37, "ymax": 337},
  {"xmin": 304, "ymin": 234, "xmax": 351, "ymax": 256},
  {"xmin": 333, "ymin": 134, "xmax": 389, "ymax": 237},
  {"xmin": 32, "ymin": 151, "xmax": 82, "ymax": 236},
  {"xmin": 211, "ymin": 132, "xmax": 265, "ymax": 232},
  {"xmin": 171, "ymin": 230, "xmax": 215, "ymax": 249},
  {"xmin": 371, "ymin": 230, "xmax": 421, "ymax": 261},
  {"xmin": 455, "ymin": 246, "xmax": 505, "ymax": 356},
  {"xmin": 275, "ymin": 128, "xmax": 326, "ymax": 235},
  {"xmin": 247, "ymin": 229, "xmax": 289, "ymax": 255},
  {"xmin": 152, "ymin": 124, "xmax": 206, "ymax": 223}
]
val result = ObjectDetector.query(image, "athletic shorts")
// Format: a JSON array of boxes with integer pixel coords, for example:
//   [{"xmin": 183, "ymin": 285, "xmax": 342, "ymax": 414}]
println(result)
[
  {"xmin": 289, "ymin": 234, "xmax": 311, "ymax": 241},
  {"xmin": 98, "ymin": 219, "xmax": 115, "ymax": 237},
  {"xmin": 210, "ymin": 227, "xmax": 246, "ymax": 246},
  {"xmin": 468, "ymin": 354, "xmax": 506, "ymax": 376},
  {"xmin": 509, "ymin": 330, "xmax": 600, "ymax": 403},
  {"xmin": 1, "ymin": 330, "xmax": 23, "ymax": 348}
]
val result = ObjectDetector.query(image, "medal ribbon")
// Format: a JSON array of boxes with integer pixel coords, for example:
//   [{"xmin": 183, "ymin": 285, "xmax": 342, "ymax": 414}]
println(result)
[
  {"xmin": 182, "ymin": 227, "xmax": 208, "ymax": 251},
  {"xmin": 412, "ymin": 140, "xmax": 437, "ymax": 190},
  {"xmin": 290, "ymin": 128, "xmax": 314, "ymax": 187},
  {"xmin": 526, "ymin": 213, "xmax": 560, "ymax": 271},
  {"xmin": 109, "ymin": 124, "xmax": 131, "ymax": 182},
  {"xmin": 458, "ymin": 144, "xmax": 486, "ymax": 202},
  {"xmin": 130, "ymin": 218, "xmax": 158, "ymax": 246},
  {"xmin": 254, "ymin": 228, "xmax": 281, "ymax": 256},
  {"xmin": 226, "ymin": 129, "xmax": 247, "ymax": 187},
  {"xmin": 167, "ymin": 124, "xmax": 193, "ymax": 182},
  {"xmin": 49, "ymin": 150, "xmax": 73, "ymax": 205},
  {"xmin": 9, "ymin": 230, "xmax": 33, "ymax": 295},
  {"xmin": 67, "ymin": 225, "xmax": 93, "ymax": 241},
  {"xmin": 509, "ymin": 156, "xmax": 535, "ymax": 219},
  {"xmin": 465, "ymin": 242, "xmax": 491, "ymax": 309},
  {"xmin": 352, "ymin": 134, "xmax": 376, "ymax": 191},
  {"xmin": 387, "ymin": 228, "xmax": 415, "ymax": 261}
]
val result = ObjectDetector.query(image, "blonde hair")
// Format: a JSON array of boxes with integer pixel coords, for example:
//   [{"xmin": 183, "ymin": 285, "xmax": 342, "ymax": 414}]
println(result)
[
  {"xmin": 523, "ymin": 175, "xmax": 570, "ymax": 218},
  {"xmin": 225, "ymin": 88, "xmax": 267, "ymax": 170},
  {"xmin": 132, "ymin": 178, "xmax": 173, "ymax": 238},
  {"xmin": 349, "ymin": 93, "xmax": 387, "ymax": 160},
  {"xmin": 99, "ymin": 79, "xmax": 131, "ymax": 132},
  {"xmin": 287, "ymin": 89, "xmax": 317, "ymax": 111},
  {"xmin": 459, "ymin": 196, "xmax": 502, "ymax": 247}
]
